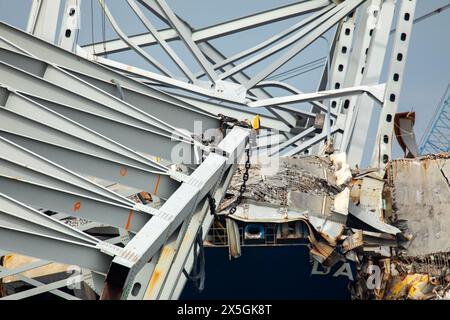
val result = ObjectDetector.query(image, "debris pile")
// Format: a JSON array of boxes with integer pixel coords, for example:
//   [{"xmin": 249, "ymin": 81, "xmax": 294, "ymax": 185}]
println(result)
[
  {"xmin": 226, "ymin": 157, "xmax": 342, "ymax": 207},
  {"xmin": 353, "ymin": 153, "xmax": 450, "ymax": 300},
  {"xmin": 221, "ymin": 152, "xmax": 450, "ymax": 300}
]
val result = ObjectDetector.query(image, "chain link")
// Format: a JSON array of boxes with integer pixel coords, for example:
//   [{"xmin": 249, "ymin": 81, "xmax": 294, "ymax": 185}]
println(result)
[
  {"xmin": 229, "ymin": 145, "xmax": 251, "ymax": 215},
  {"xmin": 206, "ymin": 192, "xmax": 216, "ymax": 216},
  {"xmin": 206, "ymin": 132, "xmax": 252, "ymax": 217}
]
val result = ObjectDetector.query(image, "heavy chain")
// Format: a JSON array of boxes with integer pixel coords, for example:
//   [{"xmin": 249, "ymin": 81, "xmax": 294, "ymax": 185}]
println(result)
[
  {"xmin": 206, "ymin": 192, "xmax": 216, "ymax": 216},
  {"xmin": 229, "ymin": 145, "xmax": 251, "ymax": 215},
  {"xmin": 206, "ymin": 136, "xmax": 252, "ymax": 217}
]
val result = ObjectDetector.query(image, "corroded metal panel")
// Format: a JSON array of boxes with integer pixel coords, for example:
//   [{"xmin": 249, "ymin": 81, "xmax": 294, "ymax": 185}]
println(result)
[{"xmin": 388, "ymin": 153, "xmax": 450, "ymax": 256}]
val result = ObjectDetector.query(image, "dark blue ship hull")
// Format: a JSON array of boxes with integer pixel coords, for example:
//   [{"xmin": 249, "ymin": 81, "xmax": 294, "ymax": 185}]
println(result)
[{"xmin": 181, "ymin": 245, "xmax": 354, "ymax": 300}]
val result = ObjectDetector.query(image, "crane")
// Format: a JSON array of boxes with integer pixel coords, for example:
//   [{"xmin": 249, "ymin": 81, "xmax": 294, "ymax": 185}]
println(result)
[{"xmin": 419, "ymin": 83, "xmax": 450, "ymax": 154}]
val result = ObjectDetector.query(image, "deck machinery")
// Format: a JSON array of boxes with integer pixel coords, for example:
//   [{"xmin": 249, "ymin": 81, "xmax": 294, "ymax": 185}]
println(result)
[{"xmin": 0, "ymin": 0, "xmax": 448, "ymax": 300}]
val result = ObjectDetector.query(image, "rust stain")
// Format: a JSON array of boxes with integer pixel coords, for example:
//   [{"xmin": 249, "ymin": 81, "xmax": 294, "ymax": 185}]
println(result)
[
  {"xmin": 145, "ymin": 269, "xmax": 161, "ymax": 298},
  {"xmin": 153, "ymin": 175, "xmax": 161, "ymax": 195},
  {"xmin": 119, "ymin": 167, "xmax": 127, "ymax": 177},
  {"xmin": 143, "ymin": 248, "xmax": 178, "ymax": 298},
  {"xmin": 160, "ymin": 246, "xmax": 174, "ymax": 260},
  {"xmin": 125, "ymin": 209, "xmax": 133, "ymax": 231},
  {"xmin": 73, "ymin": 201, "xmax": 81, "ymax": 212}
]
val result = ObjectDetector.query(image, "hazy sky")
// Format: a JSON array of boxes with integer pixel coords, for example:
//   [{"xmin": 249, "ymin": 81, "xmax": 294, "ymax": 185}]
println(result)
[{"xmin": 0, "ymin": 0, "xmax": 449, "ymax": 166}]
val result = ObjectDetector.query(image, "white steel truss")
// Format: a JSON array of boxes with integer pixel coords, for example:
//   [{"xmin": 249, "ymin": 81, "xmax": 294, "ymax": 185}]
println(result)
[{"xmin": 0, "ymin": 0, "xmax": 419, "ymax": 299}]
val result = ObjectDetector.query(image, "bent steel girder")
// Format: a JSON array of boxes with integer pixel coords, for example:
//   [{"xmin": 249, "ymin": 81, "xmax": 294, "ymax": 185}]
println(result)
[
  {"xmin": 0, "ymin": 43, "xmax": 217, "ymax": 133},
  {"xmin": 0, "ymin": 136, "xmax": 157, "ymax": 232},
  {"xmin": 83, "ymin": 0, "xmax": 333, "ymax": 55},
  {"xmin": 0, "ymin": 0, "xmax": 419, "ymax": 300},
  {"xmin": 76, "ymin": 0, "xmax": 368, "ymax": 155},
  {"xmin": 0, "ymin": 192, "xmax": 114, "ymax": 274},
  {"xmin": 126, "ymin": 0, "xmax": 197, "ymax": 83},
  {"xmin": 101, "ymin": 126, "xmax": 249, "ymax": 300},
  {"xmin": 0, "ymin": 22, "xmax": 219, "ymax": 132},
  {"xmin": 0, "ymin": 59, "xmax": 197, "ymax": 165}
]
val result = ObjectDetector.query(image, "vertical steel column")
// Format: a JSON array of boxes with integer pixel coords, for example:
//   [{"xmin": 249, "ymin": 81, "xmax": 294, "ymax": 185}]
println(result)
[
  {"xmin": 26, "ymin": 0, "xmax": 61, "ymax": 44},
  {"xmin": 58, "ymin": 0, "xmax": 81, "ymax": 52},
  {"xmin": 320, "ymin": 9, "xmax": 357, "ymax": 152},
  {"xmin": 334, "ymin": 0, "xmax": 383, "ymax": 152},
  {"xmin": 344, "ymin": 0, "xmax": 396, "ymax": 167},
  {"xmin": 328, "ymin": 11, "xmax": 357, "ymax": 115},
  {"xmin": 371, "ymin": 0, "xmax": 417, "ymax": 172}
]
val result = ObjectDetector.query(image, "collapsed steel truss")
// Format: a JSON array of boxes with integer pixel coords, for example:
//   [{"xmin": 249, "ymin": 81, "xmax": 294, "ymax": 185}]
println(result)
[{"xmin": 0, "ymin": 0, "xmax": 418, "ymax": 299}]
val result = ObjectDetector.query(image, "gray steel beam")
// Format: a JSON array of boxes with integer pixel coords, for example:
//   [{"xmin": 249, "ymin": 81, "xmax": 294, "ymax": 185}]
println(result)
[
  {"xmin": 268, "ymin": 126, "xmax": 316, "ymax": 157},
  {"xmin": 0, "ymin": 85, "xmax": 170, "ymax": 172},
  {"xmin": 344, "ymin": 0, "xmax": 396, "ymax": 167},
  {"xmin": 0, "ymin": 132, "xmax": 176, "ymax": 199},
  {"xmin": 155, "ymin": 162, "xmax": 237, "ymax": 299},
  {"xmin": 248, "ymin": 84, "xmax": 386, "ymax": 108},
  {"xmin": 96, "ymin": 0, "xmax": 173, "ymax": 77},
  {"xmin": 139, "ymin": 143, "xmax": 238, "ymax": 299},
  {"xmin": 255, "ymin": 80, "xmax": 336, "ymax": 116},
  {"xmin": 0, "ymin": 175, "xmax": 149, "ymax": 233},
  {"xmin": 0, "ymin": 276, "xmax": 81, "ymax": 300},
  {"xmin": 22, "ymin": 94, "xmax": 194, "ymax": 167},
  {"xmin": 0, "ymin": 22, "xmax": 215, "ymax": 127},
  {"xmin": 0, "ymin": 260, "xmax": 51, "ymax": 279},
  {"xmin": 0, "ymin": 265, "xmax": 78, "ymax": 300},
  {"xmin": 0, "ymin": 52, "xmax": 174, "ymax": 137},
  {"xmin": 83, "ymin": 51, "xmax": 299, "ymax": 130},
  {"xmin": 0, "ymin": 45, "xmax": 223, "ymax": 155},
  {"xmin": 196, "ymin": 5, "xmax": 335, "ymax": 76},
  {"xmin": 135, "ymin": 209, "xmax": 201, "ymax": 299},
  {"xmin": 0, "ymin": 137, "xmax": 154, "ymax": 231},
  {"xmin": 243, "ymin": 0, "xmax": 365, "ymax": 89},
  {"xmin": 0, "ymin": 58, "xmax": 196, "ymax": 164},
  {"xmin": 327, "ymin": 12, "xmax": 357, "ymax": 116},
  {"xmin": 159, "ymin": 92, "xmax": 291, "ymax": 132},
  {"xmin": 83, "ymin": 0, "xmax": 331, "ymax": 55},
  {"xmin": 26, "ymin": 0, "xmax": 61, "ymax": 44},
  {"xmin": 154, "ymin": 0, "xmax": 217, "ymax": 82},
  {"xmin": 0, "ymin": 136, "xmax": 132, "ymax": 207},
  {"xmin": 0, "ymin": 37, "xmax": 27, "ymax": 53},
  {"xmin": 0, "ymin": 88, "xmax": 180, "ymax": 199},
  {"xmin": 44, "ymin": 64, "xmax": 180, "ymax": 138},
  {"xmin": 0, "ymin": 195, "xmax": 112, "ymax": 274},
  {"xmin": 216, "ymin": 4, "xmax": 343, "ymax": 82},
  {"xmin": 88, "ymin": 27, "xmax": 297, "ymax": 131},
  {"xmin": 214, "ymin": 5, "xmax": 338, "ymax": 84},
  {"xmin": 100, "ymin": 127, "xmax": 249, "ymax": 299},
  {"xmin": 0, "ymin": 192, "xmax": 98, "ymax": 245},
  {"xmin": 133, "ymin": 0, "xmax": 317, "ymax": 130},
  {"xmin": 333, "ymin": 0, "xmax": 382, "ymax": 151},
  {"xmin": 66, "ymin": 70, "xmax": 218, "ymax": 133},
  {"xmin": 58, "ymin": 0, "xmax": 80, "ymax": 52},
  {"xmin": 196, "ymin": 42, "xmax": 298, "ymax": 129},
  {"xmin": 282, "ymin": 126, "xmax": 341, "ymax": 157},
  {"xmin": 196, "ymin": 42, "xmax": 312, "ymax": 148},
  {"xmin": 371, "ymin": 0, "xmax": 417, "ymax": 172},
  {"xmin": 317, "ymin": 11, "xmax": 356, "ymax": 152},
  {"xmin": 126, "ymin": 0, "xmax": 196, "ymax": 83}
]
